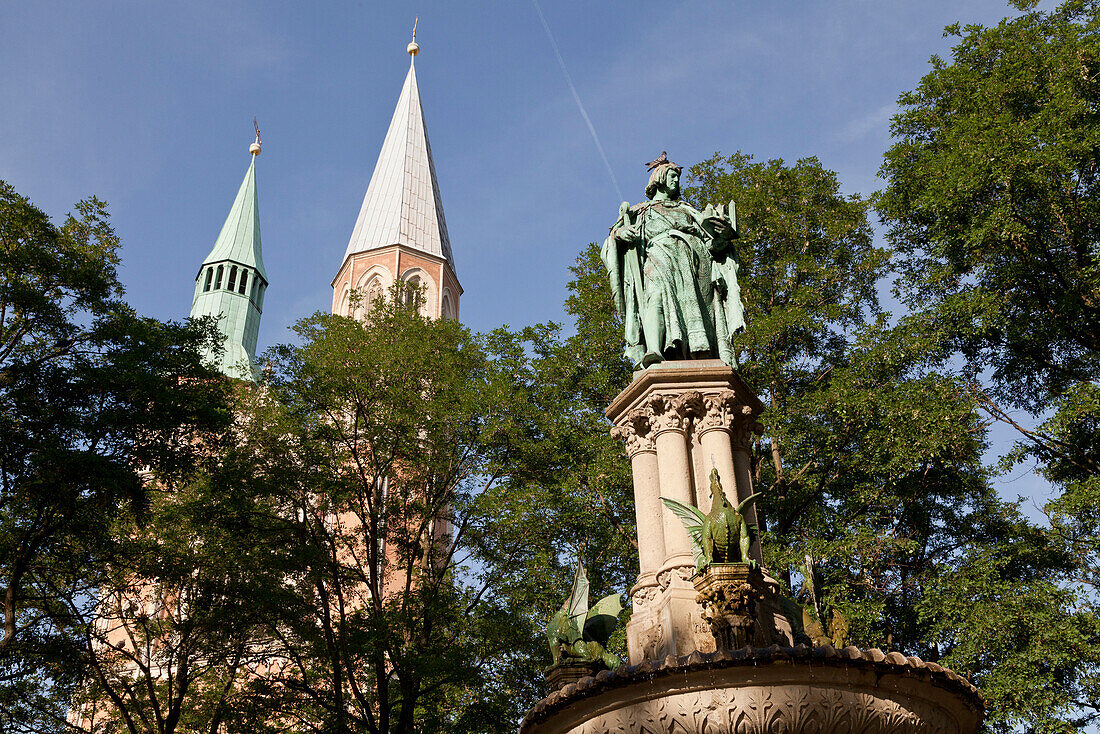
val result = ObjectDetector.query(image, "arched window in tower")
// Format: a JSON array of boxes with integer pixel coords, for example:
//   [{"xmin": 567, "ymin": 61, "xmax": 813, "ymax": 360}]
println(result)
[
  {"xmin": 203, "ymin": 268, "xmax": 213, "ymax": 292},
  {"xmin": 365, "ymin": 278, "xmax": 383, "ymax": 314},
  {"xmin": 441, "ymin": 293, "xmax": 454, "ymax": 320},
  {"xmin": 402, "ymin": 275, "xmax": 423, "ymax": 311},
  {"xmin": 251, "ymin": 276, "xmax": 260, "ymax": 303},
  {"xmin": 215, "ymin": 265, "xmax": 224, "ymax": 290},
  {"xmin": 227, "ymin": 266, "xmax": 238, "ymax": 292},
  {"xmin": 238, "ymin": 270, "xmax": 248, "ymax": 295}
]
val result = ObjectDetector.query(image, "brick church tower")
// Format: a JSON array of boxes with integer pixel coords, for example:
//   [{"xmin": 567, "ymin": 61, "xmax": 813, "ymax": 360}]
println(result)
[{"xmin": 332, "ymin": 33, "xmax": 461, "ymax": 320}]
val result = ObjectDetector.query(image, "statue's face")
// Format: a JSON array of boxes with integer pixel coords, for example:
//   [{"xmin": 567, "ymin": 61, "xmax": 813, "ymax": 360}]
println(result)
[{"xmin": 666, "ymin": 168, "xmax": 680, "ymax": 196}]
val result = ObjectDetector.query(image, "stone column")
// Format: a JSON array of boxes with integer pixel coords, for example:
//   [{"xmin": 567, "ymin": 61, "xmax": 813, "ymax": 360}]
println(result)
[
  {"xmin": 647, "ymin": 391, "xmax": 711, "ymax": 657},
  {"xmin": 648, "ymin": 392, "xmax": 698, "ymax": 575},
  {"xmin": 730, "ymin": 413, "xmax": 764, "ymax": 566},
  {"xmin": 612, "ymin": 407, "xmax": 666, "ymax": 664},
  {"xmin": 611, "ymin": 408, "xmax": 663, "ymax": 583},
  {"xmin": 694, "ymin": 390, "xmax": 739, "ymax": 515}
]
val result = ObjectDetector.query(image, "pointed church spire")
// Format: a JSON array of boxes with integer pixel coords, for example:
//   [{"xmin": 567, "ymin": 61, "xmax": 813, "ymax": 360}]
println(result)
[
  {"xmin": 343, "ymin": 32, "xmax": 454, "ymax": 269},
  {"xmin": 201, "ymin": 132, "xmax": 267, "ymax": 283},
  {"xmin": 190, "ymin": 129, "xmax": 269, "ymax": 380}
]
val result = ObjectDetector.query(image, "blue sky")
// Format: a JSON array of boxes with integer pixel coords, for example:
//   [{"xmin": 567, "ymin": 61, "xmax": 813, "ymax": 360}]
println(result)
[{"xmin": 0, "ymin": 1, "xmax": 1054, "ymax": 508}]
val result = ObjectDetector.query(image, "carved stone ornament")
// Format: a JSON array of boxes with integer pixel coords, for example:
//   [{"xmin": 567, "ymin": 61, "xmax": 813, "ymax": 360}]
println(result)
[
  {"xmin": 565, "ymin": 685, "xmax": 939, "ymax": 734},
  {"xmin": 645, "ymin": 391, "xmax": 702, "ymax": 434},
  {"xmin": 655, "ymin": 565, "xmax": 696, "ymax": 590},
  {"xmin": 611, "ymin": 407, "xmax": 656, "ymax": 457},
  {"xmin": 730, "ymin": 412, "xmax": 764, "ymax": 452},
  {"xmin": 630, "ymin": 584, "xmax": 660, "ymax": 610},
  {"xmin": 520, "ymin": 646, "xmax": 984, "ymax": 734},
  {"xmin": 693, "ymin": 564, "xmax": 768, "ymax": 650},
  {"xmin": 639, "ymin": 622, "xmax": 665, "ymax": 661},
  {"xmin": 694, "ymin": 390, "xmax": 740, "ymax": 435}
]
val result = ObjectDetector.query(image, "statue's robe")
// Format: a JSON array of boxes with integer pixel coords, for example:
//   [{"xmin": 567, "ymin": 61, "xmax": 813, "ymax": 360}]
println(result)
[
  {"xmin": 602, "ymin": 199, "xmax": 745, "ymax": 368},
  {"xmin": 601, "ymin": 220, "xmax": 646, "ymax": 368}
]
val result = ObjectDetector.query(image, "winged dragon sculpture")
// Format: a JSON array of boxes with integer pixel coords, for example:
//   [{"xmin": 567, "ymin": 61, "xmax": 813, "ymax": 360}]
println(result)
[
  {"xmin": 662, "ymin": 469, "xmax": 761, "ymax": 575},
  {"xmin": 546, "ymin": 563, "xmax": 623, "ymax": 671}
]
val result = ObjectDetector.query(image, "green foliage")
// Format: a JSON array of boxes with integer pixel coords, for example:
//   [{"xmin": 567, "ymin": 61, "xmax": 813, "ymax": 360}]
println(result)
[
  {"xmin": 918, "ymin": 506, "xmax": 1097, "ymax": 734},
  {"xmin": 69, "ymin": 450, "xmax": 297, "ymax": 734},
  {"xmin": 879, "ymin": 0, "xmax": 1100, "ymax": 409},
  {"xmin": 474, "ymin": 245, "xmax": 638, "ymax": 681},
  {"xmin": 879, "ymin": 3, "xmax": 1100, "ymax": 729},
  {"xmin": 685, "ymin": 153, "xmax": 983, "ymax": 644},
  {"xmin": 0, "ymin": 182, "xmax": 231, "ymax": 732},
  {"xmin": 202, "ymin": 291, "xmax": 544, "ymax": 734}
]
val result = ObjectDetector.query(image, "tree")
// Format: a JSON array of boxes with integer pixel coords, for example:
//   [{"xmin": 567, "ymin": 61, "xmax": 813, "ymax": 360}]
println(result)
[
  {"xmin": 216, "ymin": 293, "xmax": 539, "ymax": 734},
  {"xmin": 64, "ymin": 450, "xmax": 289, "ymax": 734},
  {"xmin": 469, "ymin": 239, "xmax": 656, "ymax": 706},
  {"xmin": 0, "ymin": 182, "xmax": 231, "ymax": 731},
  {"xmin": 879, "ymin": 0, "xmax": 1100, "ymax": 412},
  {"xmin": 878, "ymin": 2, "xmax": 1100, "ymax": 728},
  {"xmin": 491, "ymin": 152, "xmax": 1070, "ymax": 730}
]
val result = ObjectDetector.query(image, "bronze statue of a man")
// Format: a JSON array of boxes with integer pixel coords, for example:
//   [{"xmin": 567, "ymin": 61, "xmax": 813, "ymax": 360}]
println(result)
[{"xmin": 601, "ymin": 157, "xmax": 745, "ymax": 369}]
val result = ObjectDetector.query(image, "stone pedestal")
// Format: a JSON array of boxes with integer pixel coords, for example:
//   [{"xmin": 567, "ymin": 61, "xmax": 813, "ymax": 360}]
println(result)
[
  {"xmin": 545, "ymin": 663, "xmax": 605, "ymax": 692},
  {"xmin": 607, "ymin": 361, "xmax": 771, "ymax": 663},
  {"xmin": 537, "ymin": 361, "xmax": 985, "ymax": 734},
  {"xmin": 693, "ymin": 564, "xmax": 768, "ymax": 650}
]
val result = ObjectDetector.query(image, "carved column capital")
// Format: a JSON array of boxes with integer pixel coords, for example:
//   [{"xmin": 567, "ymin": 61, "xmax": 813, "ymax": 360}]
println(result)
[
  {"xmin": 730, "ymin": 412, "xmax": 765, "ymax": 452},
  {"xmin": 646, "ymin": 391, "xmax": 702, "ymax": 435},
  {"xmin": 611, "ymin": 407, "xmax": 656, "ymax": 457},
  {"xmin": 694, "ymin": 389, "xmax": 740, "ymax": 437}
]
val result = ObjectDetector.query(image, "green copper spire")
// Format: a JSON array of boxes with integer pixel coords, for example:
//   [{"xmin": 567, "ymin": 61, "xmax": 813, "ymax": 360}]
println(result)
[{"xmin": 190, "ymin": 127, "xmax": 268, "ymax": 380}]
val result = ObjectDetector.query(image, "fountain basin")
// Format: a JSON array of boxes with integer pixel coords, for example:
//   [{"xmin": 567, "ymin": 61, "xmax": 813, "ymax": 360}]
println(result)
[{"xmin": 521, "ymin": 645, "xmax": 983, "ymax": 734}]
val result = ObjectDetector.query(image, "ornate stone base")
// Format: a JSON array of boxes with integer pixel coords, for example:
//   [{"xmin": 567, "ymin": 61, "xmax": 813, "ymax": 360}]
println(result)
[
  {"xmin": 546, "ymin": 663, "xmax": 606, "ymax": 692},
  {"xmin": 627, "ymin": 567, "xmax": 713, "ymax": 664},
  {"xmin": 627, "ymin": 567, "xmax": 796, "ymax": 664},
  {"xmin": 693, "ymin": 564, "xmax": 766, "ymax": 649},
  {"xmin": 522, "ymin": 646, "xmax": 984, "ymax": 734}
]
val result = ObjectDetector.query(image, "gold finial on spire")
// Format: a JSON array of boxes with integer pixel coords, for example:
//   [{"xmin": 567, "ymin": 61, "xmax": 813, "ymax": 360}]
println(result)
[
  {"xmin": 250, "ymin": 117, "xmax": 262, "ymax": 156},
  {"xmin": 407, "ymin": 17, "xmax": 420, "ymax": 57}
]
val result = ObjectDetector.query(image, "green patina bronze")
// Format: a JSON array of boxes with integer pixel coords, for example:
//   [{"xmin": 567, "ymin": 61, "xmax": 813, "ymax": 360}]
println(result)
[
  {"xmin": 190, "ymin": 144, "xmax": 268, "ymax": 381},
  {"xmin": 545, "ymin": 563, "xmax": 623, "ymax": 671},
  {"xmin": 662, "ymin": 469, "xmax": 760, "ymax": 575},
  {"xmin": 601, "ymin": 155, "xmax": 745, "ymax": 370}
]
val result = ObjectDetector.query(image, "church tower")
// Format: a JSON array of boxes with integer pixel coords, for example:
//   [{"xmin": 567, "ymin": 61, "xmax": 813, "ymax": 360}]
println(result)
[
  {"xmin": 190, "ymin": 129, "xmax": 269, "ymax": 380},
  {"xmin": 332, "ymin": 32, "xmax": 461, "ymax": 320}
]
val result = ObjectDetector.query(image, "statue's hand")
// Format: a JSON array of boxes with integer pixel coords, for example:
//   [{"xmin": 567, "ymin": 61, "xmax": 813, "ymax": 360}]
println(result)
[
  {"xmin": 714, "ymin": 276, "xmax": 728, "ymax": 299},
  {"xmin": 613, "ymin": 223, "xmax": 641, "ymax": 244},
  {"xmin": 704, "ymin": 216, "xmax": 732, "ymax": 240}
]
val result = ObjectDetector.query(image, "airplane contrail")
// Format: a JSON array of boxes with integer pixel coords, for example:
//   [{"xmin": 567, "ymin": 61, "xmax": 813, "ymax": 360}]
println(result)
[{"xmin": 532, "ymin": 0, "xmax": 624, "ymax": 202}]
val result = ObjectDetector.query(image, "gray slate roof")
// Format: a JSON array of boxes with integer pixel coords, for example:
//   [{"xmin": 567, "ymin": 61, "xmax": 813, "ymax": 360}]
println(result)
[{"xmin": 344, "ymin": 59, "xmax": 453, "ymax": 269}]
